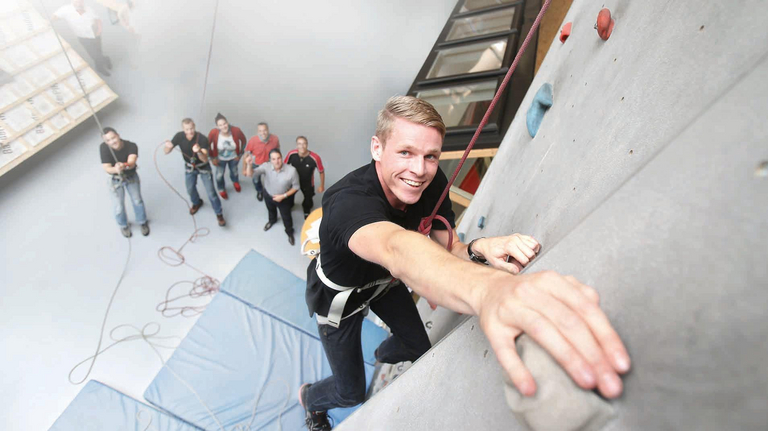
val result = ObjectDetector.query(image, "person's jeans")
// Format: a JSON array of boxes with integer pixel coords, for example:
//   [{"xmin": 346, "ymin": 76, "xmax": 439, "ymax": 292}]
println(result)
[
  {"xmin": 109, "ymin": 173, "xmax": 147, "ymax": 227},
  {"xmin": 251, "ymin": 163, "xmax": 263, "ymax": 193},
  {"xmin": 185, "ymin": 169, "xmax": 222, "ymax": 215},
  {"xmin": 304, "ymin": 283, "xmax": 431, "ymax": 412},
  {"xmin": 264, "ymin": 193, "xmax": 295, "ymax": 235},
  {"xmin": 300, "ymin": 185, "xmax": 315, "ymax": 215},
  {"xmin": 215, "ymin": 159, "xmax": 239, "ymax": 191}
]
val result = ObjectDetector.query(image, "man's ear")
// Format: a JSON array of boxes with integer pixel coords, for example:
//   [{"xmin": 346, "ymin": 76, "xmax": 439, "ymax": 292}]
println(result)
[{"xmin": 371, "ymin": 136, "xmax": 383, "ymax": 162}]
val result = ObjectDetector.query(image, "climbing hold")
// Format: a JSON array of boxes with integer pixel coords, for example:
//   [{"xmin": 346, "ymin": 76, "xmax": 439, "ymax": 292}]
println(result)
[
  {"xmin": 596, "ymin": 8, "xmax": 615, "ymax": 40},
  {"xmin": 526, "ymin": 83, "xmax": 554, "ymax": 138},
  {"xmin": 504, "ymin": 336, "xmax": 616, "ymax": 431},
  {"xmin": 560, "ymin": 22, "xmax": 572, "ymax": 43},
  {"xmin": 458, "ymin": 232, "xmax": 466, "ymax": 243},
  {"xmin": 477, "ymin": 216, "xmax": 486, "ymax": 229},
  {"xmin": 756, "ymin": 161, "xmax": 768, "ymax": 178}
]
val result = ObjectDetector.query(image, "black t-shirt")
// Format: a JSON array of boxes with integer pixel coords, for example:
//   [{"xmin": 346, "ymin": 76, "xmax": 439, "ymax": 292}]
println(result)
[
  {"xmin": 305, "ymin": 160, "xmax": 455, "ymax": 317},
  {"xmin": 286, "ymin": 152, "xmax": 320, "ymax": 189},
  {"xmin": 171, "ymin": 131, "xmax": 211, "ymax": 169},
  {"xmin": 100, "ymin": 140, "xmax": 138, "ymax": 174}
]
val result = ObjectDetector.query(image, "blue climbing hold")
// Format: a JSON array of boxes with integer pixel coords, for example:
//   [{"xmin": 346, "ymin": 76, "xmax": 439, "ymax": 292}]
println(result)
[
  {"xmin": 458, "ymin": 232, "xmax": 466, "ymax": 243},
  {"xmin": 477, "ymin": 216, "xmax": 486, "ymax": 229},
  {"xmin": 526, "ymin": 83, "xmax": 554, "ymax": 138}
]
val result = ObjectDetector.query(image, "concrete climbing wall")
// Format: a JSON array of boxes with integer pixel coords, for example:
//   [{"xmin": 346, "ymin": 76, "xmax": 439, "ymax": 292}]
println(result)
[{"xmin": 338, "ymin": 0, "xmax": 768, "ymax": 429}]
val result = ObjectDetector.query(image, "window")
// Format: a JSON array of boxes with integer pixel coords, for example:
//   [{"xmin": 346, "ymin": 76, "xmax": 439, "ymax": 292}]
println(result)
[
  {"xmin": 416, "ymin": 80, "xmax": 497, "ymax": 128},
  {"xmin": 459, "ymin": 0, "xmax": 517, "ymax": 14},
  {"xmin": 427, "ymin": 38, "xmax": 507, "ymax": 79},
  {"xmin": 446, "ymin": 7, "xmax": 516, "ymax": 41}
]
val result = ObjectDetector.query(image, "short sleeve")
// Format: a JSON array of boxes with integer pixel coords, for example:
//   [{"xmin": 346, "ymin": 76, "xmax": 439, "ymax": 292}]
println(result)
[
  {"xmin": 430, "ymin": 168, "xmax": 456, "ymax": 231},
  {"xmin": 313, "ymin": 152, "xmax": 324, "ymax": 173},
  {"xmin": 53, "ymin": 5, "xmax": 68, "ymax": 19},
  {"xmin": 325, "ymin": 191, "xmax": 389, "ymax": 250},
  {"xmin": 198, "ymin": 133, "xmax": 210, "ymax": 149},
  {"xmin": 99, "ymin": 144, "xmax": 112, "ymax": 164},
  {"xmin": 128, "ymin": 142, "xmax": 138, "ymax": 156},
  {"xmin": 291, "ymin": 169, "xmax": 300, "ymax": 190},
  {"xmin": 171, "ymin": 132, "xmax": 182, "ymax": 147}
]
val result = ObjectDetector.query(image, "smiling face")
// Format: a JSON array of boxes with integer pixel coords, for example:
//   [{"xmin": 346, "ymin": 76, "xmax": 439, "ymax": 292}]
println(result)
[
  {"xmin": 372, "ymin": 117, "xmax": 442, "ymax": 210},
  {"xmin": 216, "ymin": 118, "xmax": 230, "ymax": 135},
  {"xmin": 183, "ymin": 122, "xmax": 196, "ymax": 140},
  {"xmin": 270, "ymin": 151, "xmax": 283, "ymax": 170},
  {"xmin": 257, "ymin": 124, "xmax": 269, "ymax": 142},
  {"xmin": 296, "ymin": 137, "xmax": 308, "ymax": 156},
  {"xmin": 103, "ymin": 130, "xmax": 121, "ymax": 150}
]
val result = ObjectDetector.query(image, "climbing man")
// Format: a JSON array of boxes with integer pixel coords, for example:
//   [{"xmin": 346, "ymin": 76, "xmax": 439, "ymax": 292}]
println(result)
[
  {"xmin": 244, "ymin": 148, "xmax": 300, "ymax": 245},
  {"xmin": 208, "ymin": 113, "xmax": 246, "ymax": 200},
  {"xmin": 52, "ymin": 0, "xmax": 112, "ymax": 76},
  {"xmin": 284, "ymin": 136, "xmax": 325, "ymax": 219},
  {"xmin": 100, "ymin": 127, "xmax": 148, "ymax": 237},
  {"xmin": 164, "ymin": 118, "xmax": 226, "ymax": 227},
  {"xmin": 243, "ymin": 122, "xmax": 280, "ymax": 202},
  {"xmin": 298, "ymin": 96, "xmax": 631, "ymax": 430}
]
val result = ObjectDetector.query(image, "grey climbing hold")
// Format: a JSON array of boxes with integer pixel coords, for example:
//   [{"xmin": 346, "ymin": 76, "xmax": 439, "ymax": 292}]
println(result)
[
  {"xmin": 504, "ymin": 336, "xmax": 616, "ymax": 431},
  {"xmin": 526, "ymin": 83, "xmax": 554, "ymax": 138},
  {"xmin": 477, "ymin": 216, "xmax": 486, "ymax": 229}
]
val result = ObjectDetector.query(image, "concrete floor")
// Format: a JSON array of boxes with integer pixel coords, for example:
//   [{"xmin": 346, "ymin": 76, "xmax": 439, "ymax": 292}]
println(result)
[{"xmin": 0, "ymin": 1, "xmax": 455, "ymax": 429}]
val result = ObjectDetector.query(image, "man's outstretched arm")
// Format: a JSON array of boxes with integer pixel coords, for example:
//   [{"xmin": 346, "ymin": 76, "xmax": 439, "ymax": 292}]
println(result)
[{"xmin": 349, "ymin": 222, "xmax": 631, "ymax": 399}]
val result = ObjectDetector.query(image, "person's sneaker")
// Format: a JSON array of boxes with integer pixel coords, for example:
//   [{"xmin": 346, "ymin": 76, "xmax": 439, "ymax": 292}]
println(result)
[
  {"xmin": 120, "ymin": 225, "xmax": 132, "ymax": 238},
  {"xmin": 264, "ymin": 221, "xmax": 274, "ymax": 231},
  {"xmin": 288, "ymin": 234, "xmax": 295, "ymax": 246},
  {"xmin": 140, "ymin": 222, "xmax": 150, "ymax": 236},
  {"xmin": 233, "ymin": 182, "xmax": 241, "ymax": 192},
  {"xmin": 219, "ymin": 190, "xmax": 228, "ymax": 200},
  {"xmin": 190, "ymin": 200, "xmax": 204, "ymax": 215},
  {"xmin": 97, "ymin": 67, "xmax": 111, "ymax": 77},
  {"xmin": 257, "ymin": 191, "xmax": 263, "ymax": 201},
  {"xmin": 299, "ymin": 384, "xmax": 332, "ymax": 431},
  {"xmin": 217, "ymin": 214, "xmax": 226, "ymax": 227},
  {"xmin": 304, "ymin": 213, "xmax": 310, "ymax": 220}
]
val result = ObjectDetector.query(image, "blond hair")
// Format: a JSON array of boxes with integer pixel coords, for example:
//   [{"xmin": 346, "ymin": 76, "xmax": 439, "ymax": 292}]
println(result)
[
  {"xmin": 375, "ymin": 96, "xmax": 445, "ymax": 144},
  {"xmin": 181, "ymin": 118, "xmax": 195, "ymax": 127}
]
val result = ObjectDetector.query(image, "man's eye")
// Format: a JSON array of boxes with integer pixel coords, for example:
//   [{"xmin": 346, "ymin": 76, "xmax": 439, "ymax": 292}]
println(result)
[{"xmin": 399, "ymin": 151, "xmax": 409, "ymax": 156}]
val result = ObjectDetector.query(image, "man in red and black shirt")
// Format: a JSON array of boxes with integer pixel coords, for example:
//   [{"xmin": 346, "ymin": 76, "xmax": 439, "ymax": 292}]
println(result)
[
  {"xmin": 284, "ymin": 136, "xmax": 325, "ymax": 219},
  {"xmin": 208, "ymin": 113, "xmax": 247, "ymax": 200}
]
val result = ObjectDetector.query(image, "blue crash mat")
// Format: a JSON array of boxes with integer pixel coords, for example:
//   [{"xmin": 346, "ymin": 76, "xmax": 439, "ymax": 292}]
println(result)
[
  {"xmin": 49, "ymin": 380, "xmax": 200, "ymax": 431},
  {"xmin": 144, "ymin": 250, "xmax": 388, "ymax": 430},
  {"xmin": 220, "ymin": 250, "xmax": 388, "ymax": 366}
]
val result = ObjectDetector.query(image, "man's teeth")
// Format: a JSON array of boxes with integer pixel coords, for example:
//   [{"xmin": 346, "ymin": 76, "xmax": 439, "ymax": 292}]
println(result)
[{"xmin": 402, "ymin": 179, "xmax": 423, "ymax": 187}]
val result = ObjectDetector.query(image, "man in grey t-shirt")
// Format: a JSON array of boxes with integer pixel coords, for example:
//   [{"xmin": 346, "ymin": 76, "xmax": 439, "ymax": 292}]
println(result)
[{"xmin": 245, "ymin": 148, "xmax": 300, "ymax": 245}]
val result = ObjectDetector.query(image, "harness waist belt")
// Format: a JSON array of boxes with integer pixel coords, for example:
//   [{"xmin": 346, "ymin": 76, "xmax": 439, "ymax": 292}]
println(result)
[{"xmin": 314, "ymin": 256, "xmax": 399, "ymax": 328}]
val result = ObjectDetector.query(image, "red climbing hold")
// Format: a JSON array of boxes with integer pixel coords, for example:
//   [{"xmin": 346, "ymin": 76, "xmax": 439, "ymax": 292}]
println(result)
[
  {"xmin": 596, "ymin": 8, "xmax": 614, "ymax": 40},
  {"xmin": 560, "ymin": 22, "xmax": 572, "ymax": 43}
]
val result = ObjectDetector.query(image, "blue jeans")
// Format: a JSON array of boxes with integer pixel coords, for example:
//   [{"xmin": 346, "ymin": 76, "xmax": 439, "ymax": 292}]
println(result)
[
  {"xmin": 215, "ymin": 159, "xmax": 239, "ymax": 191},
  {"xmin": 109, "ymin": 173, "xmax": 147, "ymax": 227},
  {"xmin": 251, "ymin": 163, "xmax": 263, "ymax": 193},
  {"xmin": 304, "ymin": 283, "xmax": 431, "ymax": 411},
  {"xmin": 185, "ymin": 169, "xmax": 222, "ymax": 215}
]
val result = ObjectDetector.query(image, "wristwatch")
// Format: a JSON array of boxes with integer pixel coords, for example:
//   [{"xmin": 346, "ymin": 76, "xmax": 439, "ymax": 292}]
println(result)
[{"xmin": 467, "ymin": 238, "xmax": 488, "ymax": 264}]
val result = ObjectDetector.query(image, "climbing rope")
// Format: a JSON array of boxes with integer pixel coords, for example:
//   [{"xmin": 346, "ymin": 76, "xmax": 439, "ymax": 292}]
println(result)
[{"xmin": 419, "ymin": 0, "xmax": 553, "ymax": 248}]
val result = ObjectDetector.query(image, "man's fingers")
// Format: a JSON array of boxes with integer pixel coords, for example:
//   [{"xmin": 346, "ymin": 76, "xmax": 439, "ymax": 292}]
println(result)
[
  {"xmin": 543, "ymin": 274, "xmax": 631, "ymax": 374},
  {"xmin": 503, "ymin": 302, "xmax": 598, "ymax": 391},
  {"xmin": 487, "ymin": 333, "xmax": 536, "ymax": 397},
  {"xmin": 505, "ymin": 242, "xmax": 531, "ymax": 266},
  {"xmin": 565, "ymin": 275, "xmax": 600, "ymax": 304},
  {"xmin": 516, "ymin": 284, "xmax": 623, "ymax": 398},
  {"xmin": 492, "ymin": 257, "xmax": 521, "ymax": 274}
]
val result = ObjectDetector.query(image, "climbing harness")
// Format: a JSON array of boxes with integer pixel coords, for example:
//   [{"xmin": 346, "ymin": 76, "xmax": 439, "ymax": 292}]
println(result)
[{"xmin": 314, "ymin": 256, "xmax": 400, "ymax": 328}]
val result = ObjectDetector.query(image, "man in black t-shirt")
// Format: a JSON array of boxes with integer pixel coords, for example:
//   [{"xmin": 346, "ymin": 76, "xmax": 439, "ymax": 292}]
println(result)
[
  {"xmin": 164, "ymin": 118, "xmax": 226, "ymax": 227},
  {"xmin": 284, "ymin": 136, "xmax": 326, "ymax": 219},
  {"xmin": 100, "ymin": 127, "xmax": 148, "ymax": 237},
  {"xmin": 298, "ymin": 97, "xmax": 631, "ymax": 430}
]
